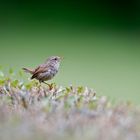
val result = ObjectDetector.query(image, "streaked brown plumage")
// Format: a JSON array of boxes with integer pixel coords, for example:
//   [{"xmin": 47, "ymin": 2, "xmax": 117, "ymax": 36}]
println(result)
[{"xmin": 22, "ymin": 56, "xmax": 62, "ymax": 84}]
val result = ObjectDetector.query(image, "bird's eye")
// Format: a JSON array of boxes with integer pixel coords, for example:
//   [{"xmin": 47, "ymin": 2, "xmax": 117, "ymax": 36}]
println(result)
[{"xmin": 54, "ymin": 58, "xmax": 57, "ymax": 60}]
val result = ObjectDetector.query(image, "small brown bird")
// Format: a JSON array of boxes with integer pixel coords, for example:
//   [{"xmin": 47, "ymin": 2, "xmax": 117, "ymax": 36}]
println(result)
[{"xmin": 23, "ymin": 56, "xmax": 62, "ymax": 86}]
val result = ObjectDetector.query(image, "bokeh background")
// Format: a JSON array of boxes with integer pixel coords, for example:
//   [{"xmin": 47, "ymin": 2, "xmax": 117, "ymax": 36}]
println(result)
[{"xmin": 0, "ymin": 0, "xmax": 140, "ymax": 103}]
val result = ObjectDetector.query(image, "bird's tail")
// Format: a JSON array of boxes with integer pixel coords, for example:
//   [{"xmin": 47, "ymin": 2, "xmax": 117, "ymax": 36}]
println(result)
[{"xmin": 22, "ymin": 68, "xmax": 34, "ymax": 74}]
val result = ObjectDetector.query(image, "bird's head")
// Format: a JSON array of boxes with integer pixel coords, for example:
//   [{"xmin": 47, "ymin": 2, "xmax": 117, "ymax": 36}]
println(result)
[
  {"xmin": 47, "ymin": 56, "xmax": 62, "ymax": 62},
  {"xmin": 46, "ymin": 56, "xmax": 63, "ymax": 68}
]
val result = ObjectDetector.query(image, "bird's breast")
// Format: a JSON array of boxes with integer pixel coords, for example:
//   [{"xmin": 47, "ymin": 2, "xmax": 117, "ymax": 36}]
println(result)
[{"xmin": 50, "ymin": 67, "xmax": 58, "ymax": 76}]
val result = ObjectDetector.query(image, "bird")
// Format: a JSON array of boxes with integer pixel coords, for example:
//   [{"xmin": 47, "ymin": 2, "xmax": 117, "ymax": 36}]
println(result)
[{"xmin": 22, "ymin": 56, "xmax": 62, "ymax": 89}]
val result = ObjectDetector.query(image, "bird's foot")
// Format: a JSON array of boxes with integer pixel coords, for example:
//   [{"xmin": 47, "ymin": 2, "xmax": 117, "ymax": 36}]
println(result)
[{"xmin": 43, "ymin": 82, "xmax": 54, "ymax": 90}]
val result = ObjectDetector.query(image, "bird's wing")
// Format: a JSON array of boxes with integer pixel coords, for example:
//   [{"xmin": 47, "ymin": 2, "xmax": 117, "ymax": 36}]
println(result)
[{"xmin": 31, "ymin": 65, "xmax": 48, "ymax": 79}]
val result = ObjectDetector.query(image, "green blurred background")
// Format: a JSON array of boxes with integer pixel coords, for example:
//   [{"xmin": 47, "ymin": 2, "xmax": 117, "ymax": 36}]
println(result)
[{"xmin": 0, "ymin": 0, "xmax": 140, "ymax": 103}]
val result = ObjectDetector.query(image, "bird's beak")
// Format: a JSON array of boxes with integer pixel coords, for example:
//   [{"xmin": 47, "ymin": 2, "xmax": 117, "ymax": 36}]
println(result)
[{"xmin": 59, "ymin": 56, "xmax": 63, "ymax": 60}]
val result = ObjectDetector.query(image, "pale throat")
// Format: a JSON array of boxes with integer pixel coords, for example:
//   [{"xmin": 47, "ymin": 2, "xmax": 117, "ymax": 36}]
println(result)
[{"xmin": 54, "ymin": 62, "xmax": 60, "ymax": 70}]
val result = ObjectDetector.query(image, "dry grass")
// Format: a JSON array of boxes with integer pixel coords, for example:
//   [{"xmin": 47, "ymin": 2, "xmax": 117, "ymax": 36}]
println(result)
[{"xmin": 0, "ymin": 70, "xmax": 140, "ymax": 140}]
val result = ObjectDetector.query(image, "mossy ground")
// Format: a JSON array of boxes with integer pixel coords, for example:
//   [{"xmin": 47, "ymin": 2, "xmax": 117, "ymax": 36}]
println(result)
[{"xmin": 0, "ymin": 70, "xmax": 140, "ymax": 140}]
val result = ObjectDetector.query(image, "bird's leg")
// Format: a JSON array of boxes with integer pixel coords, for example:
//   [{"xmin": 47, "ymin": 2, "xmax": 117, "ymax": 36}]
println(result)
[
  {"xmin": 43, "ymin": 81, "xmax": 49, "ymax": 86},
  {"xmin": 43, "ymin": 82, "xmax": 53, "ymax": 90}
]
